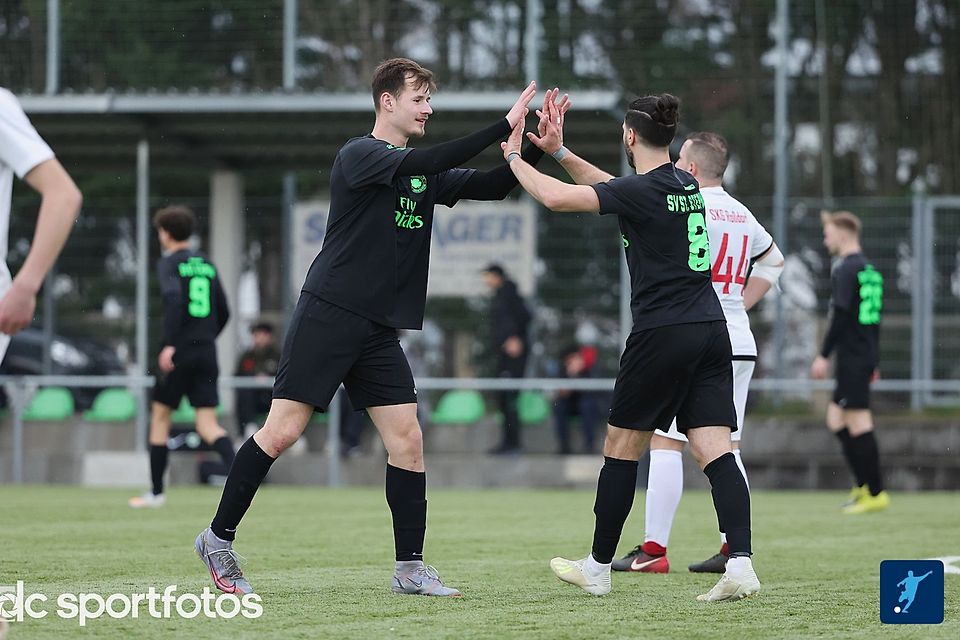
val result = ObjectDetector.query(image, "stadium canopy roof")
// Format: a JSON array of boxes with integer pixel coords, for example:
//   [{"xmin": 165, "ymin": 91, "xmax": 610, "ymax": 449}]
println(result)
[{"xmin": 20, "ymin": 91, "xmax": 626, "ymax": 173}]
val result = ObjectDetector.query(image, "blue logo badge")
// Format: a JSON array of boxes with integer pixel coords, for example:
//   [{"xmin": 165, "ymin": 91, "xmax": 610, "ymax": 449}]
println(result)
[{"xmin": 880, "ymin": 560, "xmax": 944, "ymax": 624}]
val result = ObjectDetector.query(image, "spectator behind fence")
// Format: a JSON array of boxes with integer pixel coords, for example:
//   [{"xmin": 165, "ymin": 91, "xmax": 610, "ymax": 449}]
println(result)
[
  {"xmin": 553, "ymin": 344, "xmax": 601, "ymax": 455},
  {"xmin": 482, "ymin": 263, "xmax": 532, "ymax": 455},
  {"xmin": 235, "ymin": 322, "xmax": 281, "ymax": 439}
]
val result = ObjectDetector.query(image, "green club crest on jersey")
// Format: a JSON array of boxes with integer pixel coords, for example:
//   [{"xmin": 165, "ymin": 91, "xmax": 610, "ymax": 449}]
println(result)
[{"xmin": 410, "ymin": 175, "xmax": 427, "ymax": 194}]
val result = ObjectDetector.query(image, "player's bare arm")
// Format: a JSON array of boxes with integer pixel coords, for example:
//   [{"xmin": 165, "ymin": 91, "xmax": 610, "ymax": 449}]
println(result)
[
  {"xmin": 0, "ymin": 157, "xmax": 81, "ymax": 334},
  {"xmin": 744, "ymin": 241, "xmax": 785, "ymax": 311},
  {"xmin": 502, "ymin": 122, "xmax": 600, "ymax": 213}
]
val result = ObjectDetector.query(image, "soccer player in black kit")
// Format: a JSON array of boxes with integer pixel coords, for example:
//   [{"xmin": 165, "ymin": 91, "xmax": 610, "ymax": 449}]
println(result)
[
  {"xmin": 810, "ymin": 210, "xmax": 888, "ymax": 514},
  {"xmin": 129, "ymin": 205, "xmax": 235, "ymax": 508},
  {"xmin": 504, "ymin": 93, "xmax": 760, "ymax": 601},
  {"xmin": 195, "ymin": 58, "xmax": 561, "ymax": 597}
]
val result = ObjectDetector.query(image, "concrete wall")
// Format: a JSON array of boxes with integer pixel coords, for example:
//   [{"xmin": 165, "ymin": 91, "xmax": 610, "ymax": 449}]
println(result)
[{"xmin": 0, "ymin": 415, "xmax": 957, "ymax": 489}]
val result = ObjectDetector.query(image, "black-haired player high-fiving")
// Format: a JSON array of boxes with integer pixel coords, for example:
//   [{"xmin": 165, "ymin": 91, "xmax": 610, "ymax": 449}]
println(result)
[{"xmin": 507, "ymin": 93, "xmax": 760, "ymax": 602}]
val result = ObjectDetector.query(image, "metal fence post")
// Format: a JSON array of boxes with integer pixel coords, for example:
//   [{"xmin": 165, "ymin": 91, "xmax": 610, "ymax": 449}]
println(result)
[
  {"xmin": 45, "ymin": 0, "xmax": 60, "ymax": 94},
  {"xmin": 283, "ymin": 0, "xmax": 297, "ymax": 90},
  {"xmin": 910, "ymin": 179, "xmax": 926, "ymax": 410},
  {"xmin": 135, "ymin": 140, "xmax": 150, "ymax": 451},
  {"xmin": 771, "ymin": 0, "xmax": 791, "ymax": 405},
  {"xmin": 524, "ymin": 0, "xmax": 541, "ymax": 85}
]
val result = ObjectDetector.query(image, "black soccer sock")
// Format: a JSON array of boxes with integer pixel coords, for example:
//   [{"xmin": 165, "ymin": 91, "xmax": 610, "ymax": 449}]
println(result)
[
  {"xmin": 850, "ymin": 431, "xmax": 884, "ymax": 495},
  {"xmin": 211, "ymin": 436, "xmax": 237, "ymax": 471},
  {"xmin": 210, "ymin": 437, "xmax": 275, "ymax": 541},
  {"xmin": 834, "ymin": 427, "xmax": 865, "ymax": 487},
  {"xmin": 149, "ymin": 445, "xmax": 169, "ymax": 496},
  {"xmin": 385, "ymin": 464, "xmax": 427, "ymax": 562},
  {"xmin": 590, "ymin": 456, "xmax": 639, "ymax": 564},
  {"xmin": 704, "ymin": 452, "xmax": 752, "ymax": 557}
]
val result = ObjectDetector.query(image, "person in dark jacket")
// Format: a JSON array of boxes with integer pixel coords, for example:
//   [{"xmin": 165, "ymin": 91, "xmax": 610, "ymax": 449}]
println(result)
[
  {"xmin": 482, "ymin": 263, "xmax": 531, "ymax": 454},
  {"xmin": 234, "ymin": 322, "xmax": 281, "ymax": 438}
]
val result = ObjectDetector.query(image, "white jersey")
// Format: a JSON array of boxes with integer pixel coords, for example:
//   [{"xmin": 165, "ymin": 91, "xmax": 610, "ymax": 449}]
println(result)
[
  {"xmin": 0, "ymin": 87, "xmax": 55, "ymax": 266},
  {"xmin": 0, "ymin": 88, "xmax": 54, "ymax": 358},
  {"xmin": 702, "ymin": 185, "xmax": 773, "ymax": 357}
]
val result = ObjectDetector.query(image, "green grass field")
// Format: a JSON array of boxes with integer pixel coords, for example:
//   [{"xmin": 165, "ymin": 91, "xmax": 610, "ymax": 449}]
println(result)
[{"xmin": 1, "ymin": 486, "xmax": 957, "ymax": 639}]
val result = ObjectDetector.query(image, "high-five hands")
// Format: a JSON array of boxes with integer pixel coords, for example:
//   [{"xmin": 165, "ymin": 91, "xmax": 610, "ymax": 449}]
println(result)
[
  {"xmin": 506, "ymin": 81, "xmax": 538, "ymax": 129},
  {"xmin": 529, "ymin": 88, "xmax": 571, "ymax": 155},
  {"xmin": 502, "ymin": 88, "xmax": 571, "ymax": 161}
]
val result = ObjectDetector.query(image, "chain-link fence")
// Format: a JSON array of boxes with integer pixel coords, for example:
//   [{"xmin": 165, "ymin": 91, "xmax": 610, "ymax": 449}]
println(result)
[{"xmin": 3, "ymin": 0, "xmax": 960, "ymax": 434}]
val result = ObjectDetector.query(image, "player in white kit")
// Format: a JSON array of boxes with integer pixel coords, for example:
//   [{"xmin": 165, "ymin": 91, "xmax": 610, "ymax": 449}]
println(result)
[
  {"xmin": 612, "ymin": 132, "xmax": 784, "ymax": 574},
  {"xmin": 0, "ymin": 88, "xmax": 81, "ymax": 358}
]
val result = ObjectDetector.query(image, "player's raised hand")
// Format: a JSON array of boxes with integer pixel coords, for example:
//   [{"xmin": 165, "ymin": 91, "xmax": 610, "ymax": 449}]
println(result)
[
  {"xmin": 506, "ymin": 81, "xmax": 537, "ymax": 128},
  {"xmin": 500, "ymin": 120, "xmax": 525, "ymax": 161},
  {"xmin": 528, "ymin": 88, "xmax": 571, "ymax": 155}
]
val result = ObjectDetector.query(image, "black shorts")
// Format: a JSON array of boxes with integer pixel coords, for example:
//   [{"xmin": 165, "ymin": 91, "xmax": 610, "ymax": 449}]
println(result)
[
  {"xmin": 608, "ymin": 320, "xmax": 736, "ymax": 433},
  {"xmin": 153, "ymin": 343, "xmax": 219, "ymax": 409},
  {"xmin": 273, "ymin": 293, "xmax": 417, "ymax": 411},
  {"xmin": 833, "ymin": 358, "xmax": 873, "ymax": 410}
]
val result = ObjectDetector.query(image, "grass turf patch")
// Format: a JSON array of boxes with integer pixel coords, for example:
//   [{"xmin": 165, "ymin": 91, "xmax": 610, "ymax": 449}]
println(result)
[{"xmin": 0, "ymin": 486, "xmax": 957, "ymax": 639}]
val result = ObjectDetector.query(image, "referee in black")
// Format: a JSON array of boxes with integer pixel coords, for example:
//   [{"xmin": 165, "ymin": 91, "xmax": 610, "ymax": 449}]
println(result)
[
  {"xmin": 811, "ymin": 210, "xmax": 888, "ymax": 514},
  {"xmin": 129, "ymin": 205, "xmax": 235, "ymax": 508},
  {"xmin": 504, "ymin": 93, "xmax": 759, "ymax": 601},
  {"xmin": 196, "ymin": 58, "xmax": 553, "ymax": 597}
]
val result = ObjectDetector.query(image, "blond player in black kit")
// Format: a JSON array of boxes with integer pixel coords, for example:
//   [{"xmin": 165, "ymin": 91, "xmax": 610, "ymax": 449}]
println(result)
[{"xmin": 195, "ymin": 58, "xmax": 568, "ymax": 598}]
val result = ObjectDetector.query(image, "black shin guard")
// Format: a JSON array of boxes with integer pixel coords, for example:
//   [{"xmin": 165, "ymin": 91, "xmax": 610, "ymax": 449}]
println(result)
[
  {"xmin": 704, "ymin": 452, "xmax": 752, "ymax": 557},
  {"xmin": 211, "ymin": 436, "xmax": 237, "ymax": 470},
  {"xmin": 834, "ymin": 427, "xmax": 865, "ymax": 487},
  {"xmin": 210, "ymin": 437, "xmax": 275, "ymax": 541},
  {"xmin": 149, "ymin": 445, "xmax": 169, "ymax": 496},
  {"xmin": 386, "ymin": 464, "xmax": 427, "ymax": 562},
  {"xmin": 851, "ymin": 431, "xmax": 884, "ymax": 495},
  {"xmin": 590, "ymin": 457, "xmax": 639, "ymax": 564}
]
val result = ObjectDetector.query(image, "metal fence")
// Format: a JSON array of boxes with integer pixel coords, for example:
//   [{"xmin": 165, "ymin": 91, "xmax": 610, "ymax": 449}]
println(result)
[{"xmin": 2, "ymin": 0, "xmax": 960, "ymax": 487}]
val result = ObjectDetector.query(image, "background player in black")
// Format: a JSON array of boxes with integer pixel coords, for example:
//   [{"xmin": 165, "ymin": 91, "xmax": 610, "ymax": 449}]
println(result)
[
  {"xmin": 129, "ymin": 206, "xmax": 235, "ymax": 508},
  {"xmin": 195, "ymin": 59, "xmax": 566, "ymax": 597},
  {"xmin": 502, "ymin": 93, "xmax": 760, "ymax": 601},
  {"xmin": 811, "ymin": 210, "xmax": 889, "ymax": 514}
]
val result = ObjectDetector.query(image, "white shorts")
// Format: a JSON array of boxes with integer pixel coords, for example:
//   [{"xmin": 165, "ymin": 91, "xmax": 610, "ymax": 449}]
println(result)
[{"xmin": 656, "ymin": 359, "xmax": 755, "ymax": 443}]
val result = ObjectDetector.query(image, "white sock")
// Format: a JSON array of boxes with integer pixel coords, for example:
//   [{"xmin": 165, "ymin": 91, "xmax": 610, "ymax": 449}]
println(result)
[
  {"xmin": 726, "ymin": 555, "xmax": 753, "ymax": 575},
  {"xmin": 644, "ymin": 449, "xmax": 683, "ymax": 549},
  {"xmin": 585, "ymin": 554, "xmax": 610, "ymax": 575}
]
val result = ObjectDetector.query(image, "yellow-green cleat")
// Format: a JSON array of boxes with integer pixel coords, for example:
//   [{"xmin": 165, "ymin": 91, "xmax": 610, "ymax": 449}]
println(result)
[
  {"xmin": 841, "ymin": 485, "xmax": 868, "ymax": 508},
  {"xmin": 842, "ymin": 490, "xmax": 890, "ymax": 515}
]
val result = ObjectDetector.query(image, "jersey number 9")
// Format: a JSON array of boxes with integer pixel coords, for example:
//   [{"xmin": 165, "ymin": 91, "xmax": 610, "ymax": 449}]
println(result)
[{"xmin": 188, "ymin": 277, "xmax": 211, "ymax": 318}]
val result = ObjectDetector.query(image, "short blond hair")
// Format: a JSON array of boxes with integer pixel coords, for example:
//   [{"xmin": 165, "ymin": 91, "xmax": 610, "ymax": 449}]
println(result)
[{"xmin": 820, "ymin": 210, "xmax": 862, "ymax": 236}]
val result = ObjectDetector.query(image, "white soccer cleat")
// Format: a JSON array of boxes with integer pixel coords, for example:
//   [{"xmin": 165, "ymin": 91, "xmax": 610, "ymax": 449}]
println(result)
[
  {"xmin": 128, "ymin": 492, "xmax": 166, "ymax": 509},
  {"xmin": 550, "ymin": 556, "xmax": 611, "ymax": 596},
  {"xmin": 697, "ymin": 556, "xmax": 760, "ymax": 602}
]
